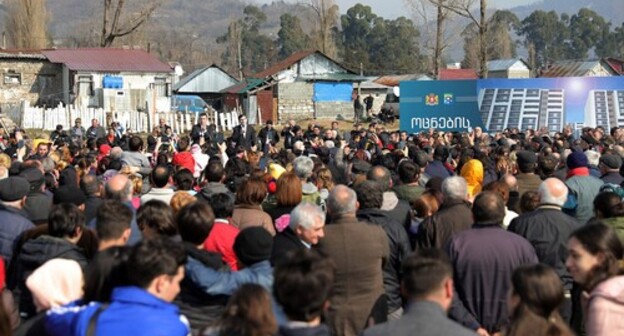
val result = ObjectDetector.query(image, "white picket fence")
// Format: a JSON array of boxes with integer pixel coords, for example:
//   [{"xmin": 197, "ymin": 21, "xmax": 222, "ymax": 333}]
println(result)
[{"xmin": 10, "ymin": 101, "xmax": 241, "ymax": 133}]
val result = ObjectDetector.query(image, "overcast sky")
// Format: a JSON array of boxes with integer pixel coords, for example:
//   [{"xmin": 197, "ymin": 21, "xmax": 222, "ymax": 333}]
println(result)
[{"xmin": 254, "ymin": 0, "xmax": 541, "ymax": 19}]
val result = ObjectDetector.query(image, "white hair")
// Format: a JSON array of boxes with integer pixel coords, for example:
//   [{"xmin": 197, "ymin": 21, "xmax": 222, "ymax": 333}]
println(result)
[
  {"xmin": 289, "ymin": 202, "xmax": 325, "ymax": 230},
  {"xmin": 585, "ymin": 150, "xmax": 600, "ymax": 166},
  {"xmin": 325, "ymin": 140, "xmax": 335, "ymax": 149},
  {"xmin": 293, "ymin": 156, "xmax": 314, "ymax": 180},
  {"xmin": 538, "ymin": 178, "xmax": 568, "ymax": 207},
  {"xmin": 442, "ymin": 176, "xmax": 468, "ymax": 200}
]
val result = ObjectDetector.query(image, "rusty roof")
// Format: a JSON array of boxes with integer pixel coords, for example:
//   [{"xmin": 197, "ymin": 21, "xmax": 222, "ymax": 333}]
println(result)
[
  {"xmin": 0, "ymin": 49, "xmax": 49, "ymax": 60},
  {"xmin": 374, "ymin": 74, "xmax": 431, "ymax": 86},
  {"xmin": 438, "ymin": 68, "xmax": 479, "ymax": 80},
  {"xmin": 603, "ymin": 58, "xmax": 624, "ymax": 75},
  {"xmin": 540, "ymin": 60, "xmax": 617, "ymax": 78},
  {"xmin": 42, "ymin": 48, "xmax": 172, "ymax": 73}
]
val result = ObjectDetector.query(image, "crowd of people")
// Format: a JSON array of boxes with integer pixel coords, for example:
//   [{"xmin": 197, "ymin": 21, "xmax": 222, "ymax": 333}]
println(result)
[{"xmin": 0, "ymin": 112, "xmax": 624, "ymax": 336}]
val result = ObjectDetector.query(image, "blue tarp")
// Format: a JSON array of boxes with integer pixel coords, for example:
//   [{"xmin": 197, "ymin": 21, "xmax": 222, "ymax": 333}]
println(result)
[{"xmin": 313, "ymin": 82, "xmax": 352, "ymax": 102}]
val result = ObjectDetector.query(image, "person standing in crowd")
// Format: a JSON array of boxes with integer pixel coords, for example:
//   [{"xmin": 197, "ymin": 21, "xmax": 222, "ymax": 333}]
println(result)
[
  {"xmin": 355, "ymin": 181, "xmax": 410, "ymax": 320},
  {"xmin": 482, "ymin": 181, "xmax": 518, "ymax": 229},
  {"xmin": 505, "ymin": 264, "xmax": 574, "ymax": 336},
  {"xmin": 447, "ymin": 191, "xmax": 538, "ymax": 335},
  {"xmin": 140, "ymin": 165, "xmax": 174, "ymax": 205},
  {"xmin": 231, "ymin": 114, "xmax": 257, "ymax": 150},
  {"xmin": 95, "ymin": 200, "xmax": 133, "ymax": 251},
  {"xmin": 0, "ymin": 176, "xmax": 34, "ymax": 265},
  {"xmin": 20, "ymin": 167, "xmax": 52, "ymax": 225},
  {"xmin": 80, "ymin": 174, "xmax": 104, "ymax": 225},
  {"xmin": 270, "ymin": 202, "xmax": 325, "ymax": 266},
  {"xmin": 202, "ymin": 193, "xmax": 239, "ymax": 270},
  {"xmin": 515, "ymin": 151, "xmax": 542, "ymax": 198},
  {"xmin": 366, "ymin": 166, "xmax": 412, "ymax": 228},
  {"xmin": 364, "ymin": 94, "xmax": 374, "ymax": 118},
  {"xmin": 599, "ymin": 154, "xmax": 624, "ymax": 185},
  {"xmin": 70, "ymin": 118, "xmax": 86, "ymax": 146},
  {"xmin": 565, "ymin": 151, "xmax": 603, "ymax": 224},
  {"xmin": 315, "ymin": 185, "xmax": 389, "ymax": 336},
  {"xmin": 354, "ymin": 95, "xmax": 363, "ymax": 124},
  {"xmin": 416, "ymin": 176, "xmax": 473, "ymax": 249},
  {"xmin": 121, "ymin": 137, "xmax": 152, "ymax": 176},
  {"xmin": 190, "ymin": 113, "xmax": 215, "ymax": 146},
  {"xmin": 86, "ymin": 118, "xmax": 106, "ymax": 140},
  {"xmin": 363, "ymin": 249, "xmax": 476, "ymax": 336},
  {"xmin": 566, "ymin": 223, "xmax": 624, "ymax": 336},
  {"xmin": 273, "ymin": 249, "xmax": 335, "ymax": 336},
  {"xmin": 258, "ymin": 120, "xmax": 280, "ymax": 154},
  {"xmin": 393, "ymin": 160, "xmax": 425, "ymax": 204},
  {"xmin": 45, "ymin": 237, "xmax": 190, "ymax": 336},
  {"xmin": 508, "ymin": 178, "xmax": 580, "ymax": 322}
]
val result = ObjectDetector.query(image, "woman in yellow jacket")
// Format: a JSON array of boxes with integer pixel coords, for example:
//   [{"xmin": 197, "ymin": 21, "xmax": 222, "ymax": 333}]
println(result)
[{"xmin": 460, "ymin": 159, "xmax": 484, "ymax": 201}]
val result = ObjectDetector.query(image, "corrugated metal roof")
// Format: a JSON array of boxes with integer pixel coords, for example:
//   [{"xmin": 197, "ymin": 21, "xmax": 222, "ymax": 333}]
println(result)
[
  {"xmin": 298, "ymin": 73, "xmax": 367, "ymax": 82},
  {"xmin": 251, "ymin": 50, "xmax": 318, "ymax": 78},
  {"xmin": 42, "ymin": 48, "xmax": 172, "ymax": 73},
  {"xmin": 540, "ymin": 60, "xmax": 616, "ymax": 77},
  {"xmin": 438, "ymin": 69, "xmax": 478, "ymax": 80},
  {"xmin": 173, "ymin": 64, "xmax": 239, "ymax": 93},
  {"xmin": 374, "ymin": 74, "xmax": 431, "ymax": 86},
  {"xmin": 0, "ymin": 49, "xmax": 48, "ymax": 60},
  {"xmin": 603, "ymin": 58, "xmax": 624, "ymax": 75},
  {"xmin": 487, "ymin": 59, "xmax": 528, "ymax": 72},
  {"xmin": 356, "ymin": 81, "xmax": 390, "ymax": 90},
  {"xmin": 221, "ymin": 78, "xmax": 265, "ymax": 94}
]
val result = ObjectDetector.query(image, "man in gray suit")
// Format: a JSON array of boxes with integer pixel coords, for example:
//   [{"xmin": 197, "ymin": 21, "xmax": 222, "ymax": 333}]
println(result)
[{"xmin": 362, "ymin": 249, "xmax": 476, "ymax": 336}]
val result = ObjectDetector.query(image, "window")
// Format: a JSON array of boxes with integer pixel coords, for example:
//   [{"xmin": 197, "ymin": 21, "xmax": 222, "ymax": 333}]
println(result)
[
  {"xmin": 4, "ymin": 71, "xmax": 21, "ymax": 85},
  {"xmin": 77, "ymin": 75, "xmax": 94, "ymax": 96},
  {"xmin": 153, "ymin": 77, "xmax": 169, "ymax": 97}
]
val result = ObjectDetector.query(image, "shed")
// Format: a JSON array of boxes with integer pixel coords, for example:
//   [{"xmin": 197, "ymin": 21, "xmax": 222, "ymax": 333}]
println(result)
[
  {"xmin": 487, "ymin": 59, "xmax": 531, "ymax": 78},
  {"xmin": 173, "ymin": 64, "xmax": 239, "ymax": 110},
  {"xmin": 540, "ymin": 60, "xmax": 618, "ymax": 78}
]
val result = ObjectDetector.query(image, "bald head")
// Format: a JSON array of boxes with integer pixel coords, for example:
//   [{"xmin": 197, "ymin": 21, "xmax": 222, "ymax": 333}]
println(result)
[
  {"xmin": 366, "ymin": 166, "xmax": 391, "ymax": 191},
  {"xmin": 538, "ymin": 178, "xmax": 568, "ymax": 207},
  {"xmin": 472, "ymin": 191, "xmax": 505, "ymax": 225},
  {"xmin": 327, "ymin": 185, "xmax": 357, "ymax": 217},
  {"xmin": 501, "ymin": 174, "xmax": 517, "ymax": 191},
  {"xmin": 105, "ymin": 174, "xmax": 133, "ymax": 201}
]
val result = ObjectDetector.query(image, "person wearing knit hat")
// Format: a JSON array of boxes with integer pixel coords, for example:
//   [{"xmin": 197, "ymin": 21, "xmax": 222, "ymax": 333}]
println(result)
[
  {"xmin": 184, "ymin": 226, "xmax": 274, "ymax": 296},
  {"xmin": 565, "ymin": 150, "xmax": 604, "ymax": 225},
  {"xmin": 599, "ymin": 154, "xmax": 624, "ymax": 185},
  {"xmin": 26, "ymin": 258, "xmax": 84, "ymax": 312}
]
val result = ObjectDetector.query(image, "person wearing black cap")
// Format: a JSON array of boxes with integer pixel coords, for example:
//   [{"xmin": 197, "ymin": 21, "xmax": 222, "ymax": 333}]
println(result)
[
  {"xmin": 185, "ymin": 226, "xmax": 274, "ymax": 296},
  {"xmin": 20, "ymin": 168, "xmax": 53, "ymax": 225},
  {"xmin": 0, "ymin": 176, "xmax": 34, "ymax": 264},
  {"xmin": 515, "ymin": 151, "xmax": 542, "ymax": 198},
  {"xmin": 599, "ymin": 154, "xmax": 624, "ymax": 185},
  {"xmin": 565, "ymin": 151, "xmax": 603, "ymax": 225}
]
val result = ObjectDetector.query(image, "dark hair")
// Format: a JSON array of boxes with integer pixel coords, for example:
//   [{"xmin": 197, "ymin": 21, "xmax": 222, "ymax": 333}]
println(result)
[
  {"xmin": 176, "ymin": 202, "xmax": 215, "ymax": 245},
  {"xmin": 397, "ymin": 160, "xmax": 420, "ymax": 184},
  {"xmin": 174, "ymin": 168, "xmax": 194, "ymax": 191},
  {"xmin": 483, "ymin": 180, "xmax": 511, "ymax": 203},
  {"xmin": 235, "ymin": 178, "xmax": 267, "ymax": 206},
  {"xmin": 137, "ymin": 200, "xmax": 177, "ymax": 237},
  {"xmin": 126, "ymin": 236, "xmax": 187, "ymax": 289},
  {"xmin": 83, "ymin": 246, "xmax": 131, "ymax": 303},
  {"xmin": 506, "ymin": 264, "xmax": 573, "ymax": 336},
  {"xmin": 593, "ymin": 191, "xmax": 624, "ymax": 219},
  {"xmin": 569, "ymin": 223, "xmax": 624, "ymax": 291},
  {"xmin": 81, "ymin": 174, "xmax": 100, "ymax": 196},
  {"xmin": 205, "ymin": 161, "xmax": 224, "ymax": 182},
  {"xmin": 128, "ymin": 136, "xmax": 143, "ymax": 151},
  {"xmin": 96, "ymin": 200, "xmax": 133, "ymax": 241},
  {"xmin": 150, "ymin": 165, "xmax": 170, "ymax": 188},
  {"xmin": 520, "ymin": 191, "xmax": 540, "ymax": 213},
  {"xmin": 274, "ymin": 249, "xmax": 335, "ymax": 322},
  {"xmin": 214, "ymin": 284, "xmax": 277, "ymax": 336},
  {"xmin": 48, "ymin": 203, "xmax": 85, "ymax": 238},
  {"xmin": 177, "ymin": 136, "xmax": 190, "ymax": 151},
  {"xmin": 402, "ymin": 249, "xmax": 453, "ymax": 298},
  {"xmin": 354, "ymin": 180, "xmax": 383, "ymax": 209},
  {"xmin": 209, "ymin": 193, "xmax": 235, "ymax": 219},
  {"xmin": 472, "ymin": 191, "xmax": 506, "ymax": 224}
]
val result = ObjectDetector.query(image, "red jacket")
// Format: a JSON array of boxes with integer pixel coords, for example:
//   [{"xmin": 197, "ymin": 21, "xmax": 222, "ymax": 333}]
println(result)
[
  {"xmin": 172, "ymin": 151, "xmax": 195, "ymax": 174},
  {"xmin": 203, "ymin": 220, "xmax": 240, "ymax": 271}
]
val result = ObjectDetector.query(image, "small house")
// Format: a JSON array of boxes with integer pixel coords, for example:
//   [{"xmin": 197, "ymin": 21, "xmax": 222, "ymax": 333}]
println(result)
[
  {"xmin": 540, "ymin": 60, "xmax": 618, "ymax": 78},
  {"xmin": 173, "ymin": 64, "xmax": 240, "ymax": 110},
  {"xmin": 487, "ymin": 59, "xmax": 531, "ymax": 78}
]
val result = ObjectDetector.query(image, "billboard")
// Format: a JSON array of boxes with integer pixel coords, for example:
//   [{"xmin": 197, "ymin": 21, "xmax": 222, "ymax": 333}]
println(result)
[{"xmin": 400, "ymin": 77, "xmax": 624, "ymax": 133}]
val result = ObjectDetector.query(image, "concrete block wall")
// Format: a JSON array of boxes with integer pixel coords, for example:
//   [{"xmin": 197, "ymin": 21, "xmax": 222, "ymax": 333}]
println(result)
[
  {"xmin": 0, "ymin": 61, "xmax": 63, "ymax": 107},
  {"xmin": 278, "ymin": 82, "xmax": 314, "ymax": 121},
  {"xmin": 316, "ymin": 102, "xmax": 353, "ymax": 120}
]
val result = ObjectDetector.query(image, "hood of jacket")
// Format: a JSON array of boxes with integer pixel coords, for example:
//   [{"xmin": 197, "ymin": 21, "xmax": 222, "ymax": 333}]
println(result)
[
  {"xmin": 19, "ymin": 235, "xmax": 87, "ymax": 269},
  {"xmin": 590, "ymin": 275, "xmax": 624, "ymax": 305},
  {"xmin": 460, "ymin": 159, "xmax": 484, "ymax": 197},
  {"xmin": 381, "ymin": 191, "xmax": 399, "ymax": 211}
]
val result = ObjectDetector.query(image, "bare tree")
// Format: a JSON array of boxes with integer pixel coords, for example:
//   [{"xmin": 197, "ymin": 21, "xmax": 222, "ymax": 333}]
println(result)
[
  {"xmin": 5, "ymin": 0, "xmax": 49, "ymax": 49},
  {"xmin": 100, "ymin": 0, "xmax": 162, "ymax": 47},
  {"xmin": 436, "ymin": 0, "xmax": 489, "ymax": 78},
  {"xmin": 302, "ymin": 0, "xmax": 339, "ymax": 58}
]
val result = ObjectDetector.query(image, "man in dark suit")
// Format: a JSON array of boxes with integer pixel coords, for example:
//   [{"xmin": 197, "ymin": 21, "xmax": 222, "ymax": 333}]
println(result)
[
  {"xmin": 270, "ymin": 202, "xmax": 325, "ymax": 266},
  {"xmin": 190, "ymin": 113, "xmax": 216, "ymax": 146},
  {"xmin": 231, "ymin": 114, "xmax": 257, "ymax": 150},
  {"xmin": 257, "ymin": 120, "xmax": 280, "ymax": 154},
  {"xmin": 362, "ymin": 249, "xmax": 476, "ymax": 336}
]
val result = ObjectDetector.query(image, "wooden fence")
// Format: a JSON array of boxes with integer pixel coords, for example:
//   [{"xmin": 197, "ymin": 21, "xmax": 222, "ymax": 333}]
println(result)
[{"xmin": 8, "ymin": 101, "xmax": 241, "ymax": 133}]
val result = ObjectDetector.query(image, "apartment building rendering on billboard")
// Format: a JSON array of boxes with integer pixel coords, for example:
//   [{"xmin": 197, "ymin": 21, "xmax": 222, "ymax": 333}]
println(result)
[
  {"xmin": 584, "ymin": 90, "xmax": 624, "ymax": 129},
  {"xmin": 479, "ymin": 88, "xmax": 565, "ymax": 133}
]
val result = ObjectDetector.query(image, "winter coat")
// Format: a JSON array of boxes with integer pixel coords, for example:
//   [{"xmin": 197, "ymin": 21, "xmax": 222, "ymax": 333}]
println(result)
[
  {"xmin": 566, "ymin": 174, "xmax": 604, "ymax": 225},
  {"xmin": 270, "ymin": 227, "xmax": 307, "ymax": 266},
  {"xmin": 186, "ymin": 259, "xmax": 273, "ymax": 296},
  {"xmin": 172, "ymin": 151, "xmax": 195, "ymax": 174},
  {"xmin": 357, "ymin": 208, "xmax": 411, "ymax": 313},
  {"xmin": 392, "ymin": 184, "xmax": 425, "ymax": 205},
  {"xmin": 24, "ymin": 192, "xmax": 53, "ymax": 225},
  {"xmin": 380, "ymin": 191, "xmax": 412, "ymax": 230},
  {"xmin": 603, "ymin": 216, "xmax": 624, "ymax": 245},
  {"xmin": 416, "ymin": 198, "xmax": 473, "ymax": 250},
  {"xmin": 0, "ymin": 205, "xmax": 34, "ymax": 265},
  {"xmin": 231, "ymin": 204, "xmax": 275, "ymax": 236},
  {"xmin": 584, "ymin": 275, "xmax": 624, "ymax": 336},
  {"xmin": 196, "ymin": 182, "xmax": 233, "ymax": 202}
]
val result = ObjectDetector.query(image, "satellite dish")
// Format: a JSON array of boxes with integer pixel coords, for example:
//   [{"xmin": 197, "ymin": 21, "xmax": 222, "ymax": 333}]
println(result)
[
  {"xmin": 174, "ymin": 65, "xmax": 184, "ymax": 77},
  {"xmin": 393, "ymin": 86, "xmax": 400, "ymax": 97}
]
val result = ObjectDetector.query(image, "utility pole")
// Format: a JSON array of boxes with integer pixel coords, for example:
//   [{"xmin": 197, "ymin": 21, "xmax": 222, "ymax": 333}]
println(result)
[{"xmin": 360, "ymin": 62, "xmax": 363, "ymax": 76}]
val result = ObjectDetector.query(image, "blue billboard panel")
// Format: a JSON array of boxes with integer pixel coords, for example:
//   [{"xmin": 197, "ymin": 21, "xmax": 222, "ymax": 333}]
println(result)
[
  {"xmin": 400, "ymin": 80, "xmax": 484, "ymax": 133},
  {"xmin": 313, "ymin": 82, "xmax": 352, "ymax": 102}
]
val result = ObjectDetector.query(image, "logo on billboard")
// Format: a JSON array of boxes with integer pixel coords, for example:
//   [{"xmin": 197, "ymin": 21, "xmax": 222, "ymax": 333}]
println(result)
[
  {"xmin": 425, "ymin": 93, "xmax": 439, "ymax": 106},
  {"xmin": 444, "ymin": 93, "xmax": 454, "ymax": 105}
]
